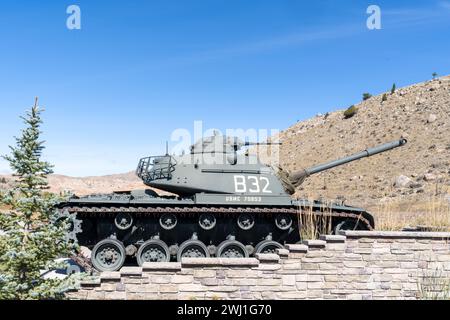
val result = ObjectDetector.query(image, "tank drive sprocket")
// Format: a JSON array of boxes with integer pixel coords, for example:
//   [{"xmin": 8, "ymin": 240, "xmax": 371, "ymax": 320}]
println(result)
[{"xmin": 52, "ymin": 209, "xmax": 82, "ymax": 244}]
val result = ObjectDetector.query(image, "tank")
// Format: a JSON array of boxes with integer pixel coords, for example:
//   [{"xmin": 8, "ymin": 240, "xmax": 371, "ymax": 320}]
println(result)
[{"xmin": 56, "ymin": 134, "xmax": 407, "ymax": 272}]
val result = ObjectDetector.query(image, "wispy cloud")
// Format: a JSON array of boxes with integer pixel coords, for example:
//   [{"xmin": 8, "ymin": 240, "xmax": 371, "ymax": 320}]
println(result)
[
  {"xmin": 383, "ymin": 1, "xmax": 450, "ymax": 22},
  {"xmin": 82, "ymin": 1, "xmax": 450, "ymax": 81},
  {"xmin": 84, "ymin": 24, "xmax": 363, "ymax": 81},
  {"xmin": 180, "ymin": 25, "xmax": 360, "ymax": 62},
  {"xmin": 438, "ymin": 1, "xmax": 450, "ymax": 10},
  {"xmin": 174, "ymin": 2, "xmax": 450, "ymax": 63},
  {"xmin": 138, "ymin": 4, "xmax": 450, "ymax": 69}
]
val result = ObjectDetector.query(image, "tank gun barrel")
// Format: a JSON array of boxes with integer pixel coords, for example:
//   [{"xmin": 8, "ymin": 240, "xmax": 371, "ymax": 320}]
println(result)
[
  {"xmin": 288, "ymin": 138, "xmax": 407, "ymax": 188},
  {"xmin": 306, "ymin": 138, "xmax": 407, "ymax": 175},
  {"xmin": 244, "ymin": 142, "xmax": 282, "ymax": 146}
]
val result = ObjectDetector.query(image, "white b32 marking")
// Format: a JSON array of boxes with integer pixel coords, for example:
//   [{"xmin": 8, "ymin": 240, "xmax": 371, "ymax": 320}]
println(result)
[{"xmin": 233, "ymin": 175, "xmax": 272, "ymax": 193}]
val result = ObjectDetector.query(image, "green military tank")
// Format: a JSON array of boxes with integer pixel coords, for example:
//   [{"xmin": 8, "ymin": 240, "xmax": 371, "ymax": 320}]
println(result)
[{"xmin": 56, "ymin": 134, "xmax": 407, "ymax": 271}]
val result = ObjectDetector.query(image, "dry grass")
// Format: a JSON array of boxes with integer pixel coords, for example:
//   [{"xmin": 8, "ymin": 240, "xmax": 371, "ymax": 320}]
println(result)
[
  {"xmin": 297, "ymin": 204, "xmax": 332, "ymax": 240},
  {"xmin": 374, "ymin": 195, "xmax": 450, "ymax": 231},
  {"xmin": 418, "ymin": 268, "xmax": 450, "ymax": 300},
  {"xmin": 296, "ymin": 189, "xmax": 450, "ymax": 234}
]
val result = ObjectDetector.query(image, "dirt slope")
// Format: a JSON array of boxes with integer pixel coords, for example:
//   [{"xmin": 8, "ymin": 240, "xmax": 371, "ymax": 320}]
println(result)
[{"xmin": 256, "ymin": 76, "xmax": 450, "ymax": 221}]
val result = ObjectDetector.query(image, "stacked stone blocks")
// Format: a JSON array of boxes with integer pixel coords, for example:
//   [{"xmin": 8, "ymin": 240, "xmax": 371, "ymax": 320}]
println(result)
[{"xmin": 69, "ymin": 231, "xmax": 450, "ymax": 300}]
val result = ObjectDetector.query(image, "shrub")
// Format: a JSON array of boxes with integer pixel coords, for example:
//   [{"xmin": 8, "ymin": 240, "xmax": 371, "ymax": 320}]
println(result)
[
  {"xmin": 362, "ymin": 93, "xmax": 372, "ymax": 101},
  {"xmin": 390, "ymin": 83, "xmax": 396, "ymax": 94},
  {"xmin": 381, "ymin": 93, "xmax": 388, "ymax": 102},
  {"xmin": 343, "ymin": 105, "xmax": 358, "ymax": 119}
]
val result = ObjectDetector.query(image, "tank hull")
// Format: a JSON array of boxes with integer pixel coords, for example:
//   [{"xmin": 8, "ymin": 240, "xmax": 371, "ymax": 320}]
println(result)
[{"xmin": 58, "ymin": 190, "xmax": 374, "ymax": 272}]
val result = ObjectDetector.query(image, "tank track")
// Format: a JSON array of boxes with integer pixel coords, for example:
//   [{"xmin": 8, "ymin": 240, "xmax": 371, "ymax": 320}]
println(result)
[{"xmin": 63, "ymin": 204, "xmax": 372, "ymax": 229}]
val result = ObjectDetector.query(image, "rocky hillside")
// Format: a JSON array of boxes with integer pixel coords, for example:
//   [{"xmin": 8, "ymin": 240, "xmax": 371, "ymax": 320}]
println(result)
[
  {"xmin": 257, "ymin": 75, "xmax": 450, "ymax": 217},
  {"xmin": 0, "ymin": 172, "xmax": 147, "ymax": 196}
]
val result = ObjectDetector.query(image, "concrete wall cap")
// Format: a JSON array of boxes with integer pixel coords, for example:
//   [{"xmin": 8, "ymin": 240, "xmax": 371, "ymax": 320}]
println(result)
[
  {"xmin": 181, "ymin": 258, "xmax": 259, "ymax": 267},
  {"xmin": 142, "ymin": 262, "xmax": 182, "ymax": 271},
  {"xmin": 319, "ymin": 235, "xmax": 346, "ymax": 243},
  {"xmin": 302, "ymin": 240, "xmax": 326, "ymax": 247},
  {"xmin": 100, "ymin": 272, "xmax": 121, "ymax": 281},
  {"xmin": 181, "ymin": 258, "xmax": 222, "ymax": 266},
  {"xmin": 343, "ymin": 230, "xmax": 450, "ymax": 239},
  {"xmin": 276, "ymin": 248, "xmax": 290, "ymax": 257},
  {"xmin": 285, "ymin": 244, "xmax": 308, "ymax": 252},
  {"xmin": 120, "ymin": 266, "xmax": 143, "ymax": 276},
  {"xmin": 255, "ymin": 253, "xmax": 280, "ymax": 262},
  {"xmin": 221, "ymin": 258, "xmax": 259, "ymax": 266}
]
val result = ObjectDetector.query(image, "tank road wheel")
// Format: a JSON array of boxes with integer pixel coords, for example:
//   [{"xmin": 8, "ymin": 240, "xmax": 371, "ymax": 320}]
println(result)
[
  {"xmin": 255, "ymin": 240, "xmax": 283, "ymax": 254},
  {"xmin": 114, "ymin": 212, "xmax": 133, "ymax": 230},
  {"xmin": 217, "ymin": 240, "xmax": 249, "ymax": 258},
  {"xmin": 275, "ymin": 214, "xmax": 293, "ymax": 231},
  {"xmin": 237, "ymin": 213, "xmax": 255, "ymax": 230},
  {"xmin": 333, "ymin": 219, "xmax": 364, "ymax": 235},
  {"xmin": 198, "ymin": 213, "xmax": 216, "ymax": 230},
  {"xmin": 159, "ymin": 213, "xmax": 177, "ymax": 230},
  {"xmin": 91, "ymin": 239, "xmax": 126, "ymax": 272},
  {"xmin": 177, "ymin": 240, "xmax": 210, "ymax": 262},
  {"xmin": 137, "ymin": 239, "xmax": 170, "ymax": 265}
]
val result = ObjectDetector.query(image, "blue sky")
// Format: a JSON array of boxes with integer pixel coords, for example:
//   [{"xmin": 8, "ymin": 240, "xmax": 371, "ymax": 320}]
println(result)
[{"xmin": 0, "ymin": 0, "xmax": 449, "ymax": 176}]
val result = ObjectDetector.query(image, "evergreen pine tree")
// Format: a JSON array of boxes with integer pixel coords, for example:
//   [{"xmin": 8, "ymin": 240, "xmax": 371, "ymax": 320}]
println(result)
[{"xmin": 0, "ymin": 98, "xmax": 76, "ymax": 299}]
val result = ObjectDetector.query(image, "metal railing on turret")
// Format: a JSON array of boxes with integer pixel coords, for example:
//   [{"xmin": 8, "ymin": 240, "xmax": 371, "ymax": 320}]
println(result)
[{"xmin": 136, "ymin": 155, "xmax": 176, "ymax": 183}]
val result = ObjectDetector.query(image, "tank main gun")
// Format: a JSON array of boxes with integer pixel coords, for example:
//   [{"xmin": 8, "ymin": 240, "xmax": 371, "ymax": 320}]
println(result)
[
  {"xmin": 243, "ymin": 141, "xmax": 283, "ymax": 146},
  {"xmin": 279, "ymin": 138, "xmax": 408, "ymax": 194},
  {"xmin": 241, "ymin": 141, "xmax": 282, "ymax": 153}
]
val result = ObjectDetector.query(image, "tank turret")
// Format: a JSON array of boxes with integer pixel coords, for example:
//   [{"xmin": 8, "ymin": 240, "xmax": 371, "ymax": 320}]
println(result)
[
  {"xmin": 136, "ymin": 133, "xmax": 284, "ymax": 197},
  {"xmin": 137, "ymin": 135, "xmax": 407, "ymax": 198}
]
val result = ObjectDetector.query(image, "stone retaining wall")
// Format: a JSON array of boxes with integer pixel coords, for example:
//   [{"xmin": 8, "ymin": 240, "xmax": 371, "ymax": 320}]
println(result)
[{"xmin": 68, "ymin": 231, "xmax": 450, "ymax": 300}]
